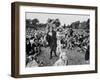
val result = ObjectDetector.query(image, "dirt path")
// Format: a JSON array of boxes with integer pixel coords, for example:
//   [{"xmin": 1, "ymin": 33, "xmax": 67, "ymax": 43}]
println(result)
[
  {"xmin": 37, "ymin": 47, "xmax": 86, "ymax": 67},
  {"xmin": 37, "ymin": 47, "xmax": 59, "ymax": 66}
]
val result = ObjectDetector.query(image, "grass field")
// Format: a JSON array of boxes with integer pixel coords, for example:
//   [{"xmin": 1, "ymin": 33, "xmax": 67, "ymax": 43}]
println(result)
[
  {"xmin": 36, "ymin": 46, "xmax": 87, "ymax": 67},
  {"xmin": 26, "ymin": 28, "xmax": 89, "ymax": 67}
]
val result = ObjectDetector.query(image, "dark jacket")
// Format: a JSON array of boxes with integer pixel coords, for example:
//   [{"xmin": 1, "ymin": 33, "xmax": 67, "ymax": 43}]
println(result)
[
  {"xmin": 26, "ymin": 42, "xmax": 31, "ymax": 55},
  {"xmin": 46, "ymin": 30, "xmax": 57, "ymax": 48},
  {"xmin": 85, "ymin": 46, "xmax": 90, "ymax": 60}
]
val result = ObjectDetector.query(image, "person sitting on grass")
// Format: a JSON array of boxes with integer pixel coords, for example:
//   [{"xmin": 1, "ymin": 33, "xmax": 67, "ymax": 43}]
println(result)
[
  {"xmin": 53, "ymin": 51, "xmax": 68, "ymax": 66},
  {"xmin": 26, "ymin": 56, "xmax": 39, "ymax": 67},
  {"xmin": 32, "ymin": 39, "xmax": 41, "ymax": 56}
]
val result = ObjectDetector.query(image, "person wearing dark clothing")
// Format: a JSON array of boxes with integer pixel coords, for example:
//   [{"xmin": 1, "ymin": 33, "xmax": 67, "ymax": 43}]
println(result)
[
  {"xmin": 32, "ymin": 39, "xmax": 41, "ymax": 56},
  {"xmin": 50, "ymin": 30, "xmax": 57, "ymax": 59},
  {"xmin": 31, "ymin": 43, "xmax": 36, "ymax": 55},
  {"xmin": 85, "ymin": 45, "xmax": 90, "ymax": 63},
  {"xmin": 69, "ymin": 28, "xmax": 74, "ymax": 37},
  {"xmin": 26, "ymin": 38, "xmax": 32, "ymax": 65},
  {"xmin": 46, "ymin": 33, "xmax": 51, "ymax": 47},
  {"xmin": 79, "ymin": 35, "xmax": 83, "ymax": 43},
  {"xmin": 46, "ymin": 27, "xmax": 57, "ymax": 59},
  {"xmin": 26, "ymin": 38, "xmax": 32, "ymax": 56}
]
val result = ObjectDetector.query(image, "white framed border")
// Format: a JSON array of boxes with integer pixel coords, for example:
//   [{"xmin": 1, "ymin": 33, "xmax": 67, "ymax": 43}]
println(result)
[{"xmin": 19, "ymin": 5, "xmax": 96, "ymax": 75}]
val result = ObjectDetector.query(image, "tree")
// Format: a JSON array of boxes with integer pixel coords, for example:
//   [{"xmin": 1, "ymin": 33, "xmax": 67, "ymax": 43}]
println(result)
[
  {"xmin": 62, "ymin": 24, "xmax": 66, "ymax": 29},
  {"xmin": 32, "ymin": 18, "xmax": 39, "ymax": 25},
  {"xmin": 26, "ymin": 19, "xmax": 31, "ymax": 25},
  {"xmin": 66, "ymin": 25, "xmax": 70, "ymax": 28},
  {"xmin": 71, "ymin": 21, "xmax": 80, "ymax": 29}
]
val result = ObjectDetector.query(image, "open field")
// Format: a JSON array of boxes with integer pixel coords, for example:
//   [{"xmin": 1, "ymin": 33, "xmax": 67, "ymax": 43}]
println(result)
[{"xmin": 36, "ymin": 47, "xmax": 87, "ymax": 67}]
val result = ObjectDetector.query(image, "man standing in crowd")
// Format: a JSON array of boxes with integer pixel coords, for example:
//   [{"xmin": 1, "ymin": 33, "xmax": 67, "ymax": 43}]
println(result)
[
  {"xmin": 85, "ymin": 45, "xmax": 90, "ymax": 64},
  {"xmin": 46, "ymin": 22, "xmax": 57, "ymax": 59}
]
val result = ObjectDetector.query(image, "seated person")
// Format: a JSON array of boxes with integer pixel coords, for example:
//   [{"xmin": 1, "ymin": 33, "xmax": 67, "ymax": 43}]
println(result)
[
  {"xmin": 53, "ymin": 52, "xmax": 68, "ymax": 66},
  {"xmin": 32, "ymin": 39, "xmax": 41, "ymax": 56},
  {"xmin": 26, "ymin": 38, "xmax": 32, "ymax": 56},
  {"xmin": 26, "ymin": 58, "xmax": 39, "ymax": 67}
]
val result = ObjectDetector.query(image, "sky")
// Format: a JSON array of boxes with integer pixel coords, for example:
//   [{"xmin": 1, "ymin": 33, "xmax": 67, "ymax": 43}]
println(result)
[{"xmin": 26, "ymin": 12, "xmax": 90, "ymax": 26}]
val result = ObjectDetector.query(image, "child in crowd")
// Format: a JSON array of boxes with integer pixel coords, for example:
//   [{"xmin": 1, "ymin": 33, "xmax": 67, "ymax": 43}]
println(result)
[{"xmin": 53, "ymin": 51, "xmax": 68, "ymax": 66}]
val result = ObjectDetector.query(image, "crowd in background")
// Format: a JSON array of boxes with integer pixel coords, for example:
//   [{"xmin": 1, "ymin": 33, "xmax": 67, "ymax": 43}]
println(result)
[{"xmin": 26, "ymin": 18, "xmax": 90, "ymax": 67}]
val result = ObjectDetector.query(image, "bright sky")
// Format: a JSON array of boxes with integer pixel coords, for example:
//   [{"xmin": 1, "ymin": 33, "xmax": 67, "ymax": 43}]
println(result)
[{"xmin": 26, "ymin": 12, "xmax": 90, "ymax": 26}]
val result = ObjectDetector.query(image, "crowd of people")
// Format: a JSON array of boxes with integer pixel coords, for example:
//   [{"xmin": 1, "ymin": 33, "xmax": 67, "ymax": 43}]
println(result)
[
  {"xmin": 26, "ymin": 18, "xmax": 90, "ymax": 67},
  {"xmin": 60, "ymin": 28, "xmax": 89, "ymax": 52}
]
